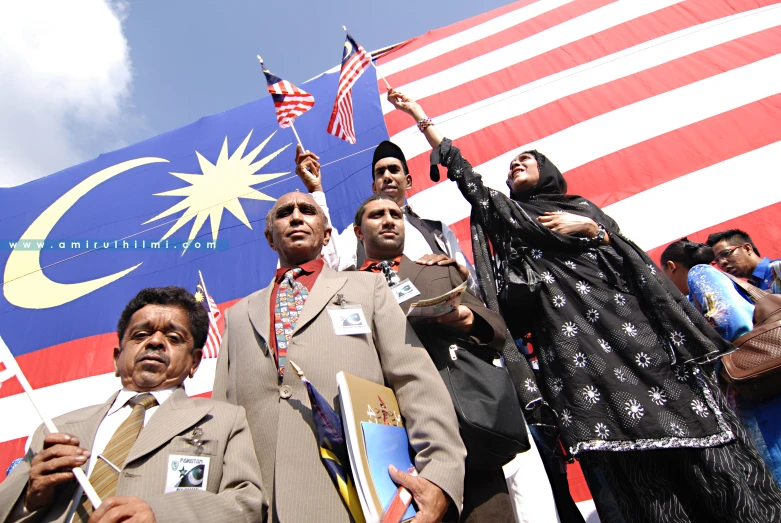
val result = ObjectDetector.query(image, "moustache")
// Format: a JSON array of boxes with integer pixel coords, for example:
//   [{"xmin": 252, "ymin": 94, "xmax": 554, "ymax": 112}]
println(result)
[{"xmin": 135, "ymin": 351, "xmax": 170, "ymax": 366}]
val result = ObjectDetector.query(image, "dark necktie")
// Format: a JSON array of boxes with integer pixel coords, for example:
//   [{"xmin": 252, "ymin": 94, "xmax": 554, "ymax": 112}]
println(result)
[{"xmin": 375, "ymin": 260, "xmax": 400, "ymax": 286}]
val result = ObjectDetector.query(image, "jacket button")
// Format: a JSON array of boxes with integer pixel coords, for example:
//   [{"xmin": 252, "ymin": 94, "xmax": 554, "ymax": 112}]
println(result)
[{"xmin": 279, "ymin": 385, "xmax": 293, "ymax": 399}]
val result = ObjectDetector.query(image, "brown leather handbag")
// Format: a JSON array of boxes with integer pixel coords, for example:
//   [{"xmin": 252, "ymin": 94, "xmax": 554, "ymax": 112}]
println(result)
[{"xmin": 719, "ymin": 272, "xmax": 781, "ymax": 401}]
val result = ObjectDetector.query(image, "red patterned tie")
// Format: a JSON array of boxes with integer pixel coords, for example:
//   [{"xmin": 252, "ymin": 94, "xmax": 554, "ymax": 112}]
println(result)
[{"xmin": 274, "ymin": 268, "xmax": 308, "ymax": 379}]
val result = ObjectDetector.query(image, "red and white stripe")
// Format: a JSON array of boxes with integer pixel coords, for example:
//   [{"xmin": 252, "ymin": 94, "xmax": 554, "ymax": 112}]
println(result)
[
  {"xmin": 374, "ymin": 0, "xmax": 781, "ymax": 264},
  {"xmin": 199, "ymin": 271, "xmax": 222, "ymax": 359},
  {"xmin": 268, "ymin": 79, "xmax": 316, "ymax": 128},
  {"xmin": 327, "ymin": 38, "xmax": 373, "ymax": 143}
]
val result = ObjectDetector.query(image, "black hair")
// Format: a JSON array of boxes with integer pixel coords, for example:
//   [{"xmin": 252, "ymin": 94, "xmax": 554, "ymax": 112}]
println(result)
[
  {"xmin": 706, "ymin": 229, "xmax": 760, "ymax": 256},
  {"xmin": 117, "ymin": 286, "xmax": 209, "ymax": 350},
  {"xmin": 661, "ymin": 238, "xmax": 715, "ymax": 269},
  {"xmin": 354, "ymin": 194, "xmax": 398, "ymax": 226}
]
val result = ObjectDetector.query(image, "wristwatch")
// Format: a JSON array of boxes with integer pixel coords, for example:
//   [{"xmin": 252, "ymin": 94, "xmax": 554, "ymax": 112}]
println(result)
[{"xmin": 592, "ymin": 223, "xmax": 607, "ymax": 245}]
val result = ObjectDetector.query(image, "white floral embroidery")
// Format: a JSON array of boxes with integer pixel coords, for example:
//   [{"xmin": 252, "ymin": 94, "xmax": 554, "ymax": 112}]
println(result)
[
  {"xmin": 552, "ymin": 295, "xmax": 566, "ymax": 308},
  {"xmin": 669, "ymin": 422, "xmax": 687, "ymax": 437},
  {"xmin": 582, "ymin": 386, "xmax": 601, "ymax": 404},
  {"xmin": 622, "ymin": 323, "xmax": 638, "ymax": 337},
  {"xmin": 532, "ymin": 249, "xmax": 543, "ymax": 259},
  {"xmin": 624, "ymin": 399, "xmax": 645, "ymax": 420},
  {"xmin": 672, "ymin": 365, "xmax": 688, "ymax": 382},
  {"xmin": 614, "ymin": 368, "xmax": 628, "ymax": 382},
  {"xmin": 598, "ymin": 339, "xmax": 612, "ymax": 352},
  {"xmin": 691, "ymin": 399, "xmax": 709, "ymax": 417},
  {"xmin": 562, "ymin": 322, "xmax": 579, "ymax": 337},
  {"xmin": 467, "ymin": 182, "xmax": 477, "ymax": 192},
  {"xmin": 586, "ymin": 251, "xmax": 598, "ymax": 260},
  {"xmin": 594, "ymin": 423, "xmax": 610, "ymax": 438},
  {"xmin": 550, "ymin": 377, "xmax": 563, "ymax": 393},
  {"xmin": 576, "ymin": 281, "xmax": 591, "ymax": 295},
  {"xmin": 647, "ymin": 264, "xmax": 657, "ymax": 275},
  {"xmin": 560, "ymin": 409, "xmax": 573, "ymax": 426},
  {"xmin": 648, "ymin": 387, "xmax": 668, "ymax": 406},
  {"xmin": 597, "ymin": 271, "xmax": 606, "ymax": 279},
  {"xmin": 670, "ymin": 331, "xmax": 686, "ymax": 346},
  {"xmin": 479, "ymin": 199, "xmax": 490, "ymax": 209},
  {"xmin": 635, "ymin": 352, "xmax": 652, "ymax": 368},
  {"xmin": 543, "ymin": 349, "xmax": 556, "ymax": 363},
  {"xmin": 573, "ymin": 352, "xmax": 587, "ymax": 368},
  {"xmin": 564, "ymin": 260, "xmax": 577, "ymax": 270},
  {"xmin": 524, "ymin": 378, "xmax": 538, "ymax": 392},
  {"xmin": 586, "ymin": 309, "xmax": 600, "ymax": 323},
  {"xmin": 540, "ymin": 272, "xmax": 555, "ymax": 283},
  {"xmin": 614, "ymin": 293, "xmax": 626, "ymax": 306}
]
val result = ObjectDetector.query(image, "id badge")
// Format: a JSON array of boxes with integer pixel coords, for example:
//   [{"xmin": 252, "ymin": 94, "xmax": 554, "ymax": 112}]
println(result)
[
  {"xmin": 166, "ymin": 455, "xmax": 210, "ymax": 493},
  {"xmin": 390, "ymin": 278, "xmax": 420, "ymax": 304},
  {"xmin": 327, "ymin": 304, "xmax": 371, "ymax": 335}
]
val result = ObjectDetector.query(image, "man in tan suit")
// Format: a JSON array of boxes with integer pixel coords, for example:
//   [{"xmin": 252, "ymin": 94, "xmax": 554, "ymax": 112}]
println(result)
[
  {"xmin": 213, "ymin": 192, "xmax": 466, "ymax": 522},
  {"xmin": 0, "ymin": 287, "xmax": 264, "ymax": 523}
]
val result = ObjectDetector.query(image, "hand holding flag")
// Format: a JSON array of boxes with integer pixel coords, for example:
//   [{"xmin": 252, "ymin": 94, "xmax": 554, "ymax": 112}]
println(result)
[{"xmin": 0, "ymin": 336, "xmax": 102, "ymax": 509}]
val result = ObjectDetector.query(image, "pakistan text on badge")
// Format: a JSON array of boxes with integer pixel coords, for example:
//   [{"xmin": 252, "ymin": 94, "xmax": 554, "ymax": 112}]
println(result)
[{"xmin": 166, "ymin": 454, "xmax": 210, "ymax": 493}]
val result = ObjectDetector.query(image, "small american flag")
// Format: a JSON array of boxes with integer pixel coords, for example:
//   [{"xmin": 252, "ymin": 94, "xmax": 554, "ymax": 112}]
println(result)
[
  {"xmin": 195, "ymin": 271, "xmax": 222, "ymax": 359},
  {"xmin": 259, "ymin": 57, "xmax": 315, "ymax": 128},
  {"xmin": 327, "ymin": 33, "xmax": 373, "ymax": 144}
]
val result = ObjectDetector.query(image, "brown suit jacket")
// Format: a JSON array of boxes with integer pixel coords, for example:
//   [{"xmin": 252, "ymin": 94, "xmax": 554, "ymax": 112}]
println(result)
[
  {"xmin": 0, "ymin": 388, "xmax": 264, "ymax": 523},
  {"xmin": 395, "ymin": 255, "xmax": 506, "ymax": 353},
  {"xmin": 212, "ymin": 264, "xmax": 466, "ymax": 522}
]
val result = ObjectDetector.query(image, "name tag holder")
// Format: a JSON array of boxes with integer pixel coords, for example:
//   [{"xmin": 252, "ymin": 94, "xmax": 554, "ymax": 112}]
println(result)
[{"xmin": 327, "ymin": 294, "xmax": 371, "ymax": 335}]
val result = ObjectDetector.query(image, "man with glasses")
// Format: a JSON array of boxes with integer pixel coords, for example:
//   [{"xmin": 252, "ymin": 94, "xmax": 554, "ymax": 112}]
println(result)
[{"xmin": 707, "ymin": 229, "xmax": 781, "ymax": 293}]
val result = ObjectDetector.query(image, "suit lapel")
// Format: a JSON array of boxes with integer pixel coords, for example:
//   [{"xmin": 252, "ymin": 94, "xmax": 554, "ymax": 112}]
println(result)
[
  {"xmin": 125, "ymin": 388, "xmax": 212, "ymax": 464},
  {"xmin": 247, "ymin": 279, "xmax": 273, "ymax": 355},
  {"xmin": 398, "ymin": 256, "xmax": 427, "ymax": 315},
  {"xmin": 294, "ymin": 265, "xmax": 347, "ymax": 334},
  {"xmin": 60, "ymin": 392, "xmax": 119, "ymax": 472}
]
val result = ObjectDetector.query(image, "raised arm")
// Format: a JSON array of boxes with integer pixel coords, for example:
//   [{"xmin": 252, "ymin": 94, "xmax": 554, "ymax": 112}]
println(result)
[{"xmin": 386, "ymin": 89, "xmax": 500, "ymax": 238}]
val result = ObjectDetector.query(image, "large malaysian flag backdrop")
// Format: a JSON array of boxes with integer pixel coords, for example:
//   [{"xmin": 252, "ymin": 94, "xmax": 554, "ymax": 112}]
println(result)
[{"xmin": 1, "ymin": 3, "xmax": 780, "ymax": 515}]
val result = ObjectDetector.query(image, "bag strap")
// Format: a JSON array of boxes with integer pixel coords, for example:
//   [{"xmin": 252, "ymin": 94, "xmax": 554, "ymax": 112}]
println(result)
[
  {"xmin": 732, "ymin": 319, "xmax": 781, "ymax": 347},
  {"xmin": 722, "ymin": 271, "xmax": 767, "ymax": 303}
]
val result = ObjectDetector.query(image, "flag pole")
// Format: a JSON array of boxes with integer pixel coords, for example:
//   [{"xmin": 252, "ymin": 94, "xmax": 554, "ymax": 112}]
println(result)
[
  {"xmin": 343, "ymin": 26, "xmax": 391, "ymax": 90},
  {"xmin": 289, "ymin": 121, "xmax": 305, "ymax": 150},
  {"xmin": 0, "ymin": 336, "xmax": 102, "ymax": 509}
]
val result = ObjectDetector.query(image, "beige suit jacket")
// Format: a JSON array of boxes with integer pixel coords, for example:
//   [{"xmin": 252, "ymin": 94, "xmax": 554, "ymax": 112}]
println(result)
[
  {"xmin": 213, "ymin": 264, "xmax": 466, "ymax": 522},
  {"xmin": 0, "ymin": 388, "xmax": 265, "ymax": 523}
]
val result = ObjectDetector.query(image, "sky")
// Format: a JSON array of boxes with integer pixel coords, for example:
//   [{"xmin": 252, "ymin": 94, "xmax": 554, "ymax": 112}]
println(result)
[{"xmin": 0, "ymin": 0, "xmax": 513, "ymax": 187}]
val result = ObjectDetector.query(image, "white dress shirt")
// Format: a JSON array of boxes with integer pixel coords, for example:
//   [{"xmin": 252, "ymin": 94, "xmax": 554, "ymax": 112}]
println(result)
[
  {"xmin": 63, "ymin": 387, "xmax": 177, "ymax": 522},
  {"xmin": 312, "ymin": 191, "xmax": 479, "ymax": 290}
]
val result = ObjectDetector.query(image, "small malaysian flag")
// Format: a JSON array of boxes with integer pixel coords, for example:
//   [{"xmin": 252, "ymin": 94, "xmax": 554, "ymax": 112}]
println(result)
[
  {"xmin": 259, "ymin": 57, "xmax": 315, "ymax": 128},
  {"xmin": 327, "ymin": 33, "xmax": 373, "ymax": 144},
  {"xmin": 195, "ymin": 271, "xmax": 222, "ymax": 359}
]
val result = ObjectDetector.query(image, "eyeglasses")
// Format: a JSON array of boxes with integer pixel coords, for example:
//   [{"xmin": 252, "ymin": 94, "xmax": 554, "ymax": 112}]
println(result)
[{"xmin": 713, "ymin": 245, "xmax": 742, "ymax": 265}]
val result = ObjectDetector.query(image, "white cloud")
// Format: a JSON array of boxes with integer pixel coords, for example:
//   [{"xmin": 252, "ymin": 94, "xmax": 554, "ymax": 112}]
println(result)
[{"xmin": 0, "ymin": 0, "xmax": 134, "ymax": 187}]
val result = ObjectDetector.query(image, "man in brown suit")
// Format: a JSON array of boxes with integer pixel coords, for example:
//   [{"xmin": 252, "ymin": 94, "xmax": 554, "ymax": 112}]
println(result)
[
  {"xmin": 213, "ymin": 192, "xmax": 466, "ymax": 522},
  {"xmin": 354, "ymin": 194, "xmax": 516, "ymax": 523},
  {"xmin": 0, "ymin": 287, "xmax": 264, "ymax": 523}
]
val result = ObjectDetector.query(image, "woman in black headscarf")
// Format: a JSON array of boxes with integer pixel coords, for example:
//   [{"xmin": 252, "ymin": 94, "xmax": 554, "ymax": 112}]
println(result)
[{"xmin": 386, "ymin": 89, "xmax": 781, "ymax": 523}]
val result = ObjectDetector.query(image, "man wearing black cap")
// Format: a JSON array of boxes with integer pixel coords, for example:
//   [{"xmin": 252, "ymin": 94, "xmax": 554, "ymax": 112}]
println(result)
[{"xmin": 294, "ymin": 138, "xmax": 476, "ymax": 286}]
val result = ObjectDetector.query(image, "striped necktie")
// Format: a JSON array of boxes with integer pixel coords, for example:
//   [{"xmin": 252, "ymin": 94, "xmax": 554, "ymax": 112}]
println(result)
[
  {"xmin": 74, "ymin": 393, "xmax": 158, "ymax": 522},
  {"xmin": 274, "ymin": 268, "xmax": 308, "ymax": 379}
]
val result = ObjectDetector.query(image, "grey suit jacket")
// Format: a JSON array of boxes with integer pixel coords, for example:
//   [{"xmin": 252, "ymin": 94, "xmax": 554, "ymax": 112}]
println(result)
[
  {"xmin": 0, "ymin": 388, "xmax": 265, "ymax": 523},
  {"xmin": 213, "ymin": 264, "xmax": 466, "ymax": 522}
]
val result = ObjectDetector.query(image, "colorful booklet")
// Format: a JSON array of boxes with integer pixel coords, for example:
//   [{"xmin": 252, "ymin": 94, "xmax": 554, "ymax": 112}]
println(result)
[{"xmin": 337, "ymin": 372, "xmax": 417, "ymax": 523}]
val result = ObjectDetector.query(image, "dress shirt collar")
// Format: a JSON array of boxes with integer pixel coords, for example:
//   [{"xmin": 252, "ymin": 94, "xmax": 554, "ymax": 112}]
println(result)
[
  {"xmin": 107, "ymin": 386, "xmax": 178, "ymax": 416},
  {"xmin": 751, "ymin": 257, "xmax": 771, "ymax": 287},
  {"xmin": 274, "ymin": 258, "xmax": 324, "ymax": 283},
  {"xmin": 359, "ymin": 255, "xmax": 403, "ymax": 272},
  {"xmin": 400, "ymin": 204, "xmax": 418, "ymax": 217}
]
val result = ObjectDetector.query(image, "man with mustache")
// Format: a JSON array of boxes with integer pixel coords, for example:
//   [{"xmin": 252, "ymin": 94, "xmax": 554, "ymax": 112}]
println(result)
[
  {"xmin": 293, "ymin": 107, "xmax": 476, "ymax": 288},
  {"xmin": 354, "ymin": 193, "xmax": 519, "ymax": 523},
  {"xmin": 213, "ymin": 191, "xmax": 466, "ymax": 523},
  {"xmin": 0, "ymin": 287, "xmax": 264, "ymax": 523}
]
